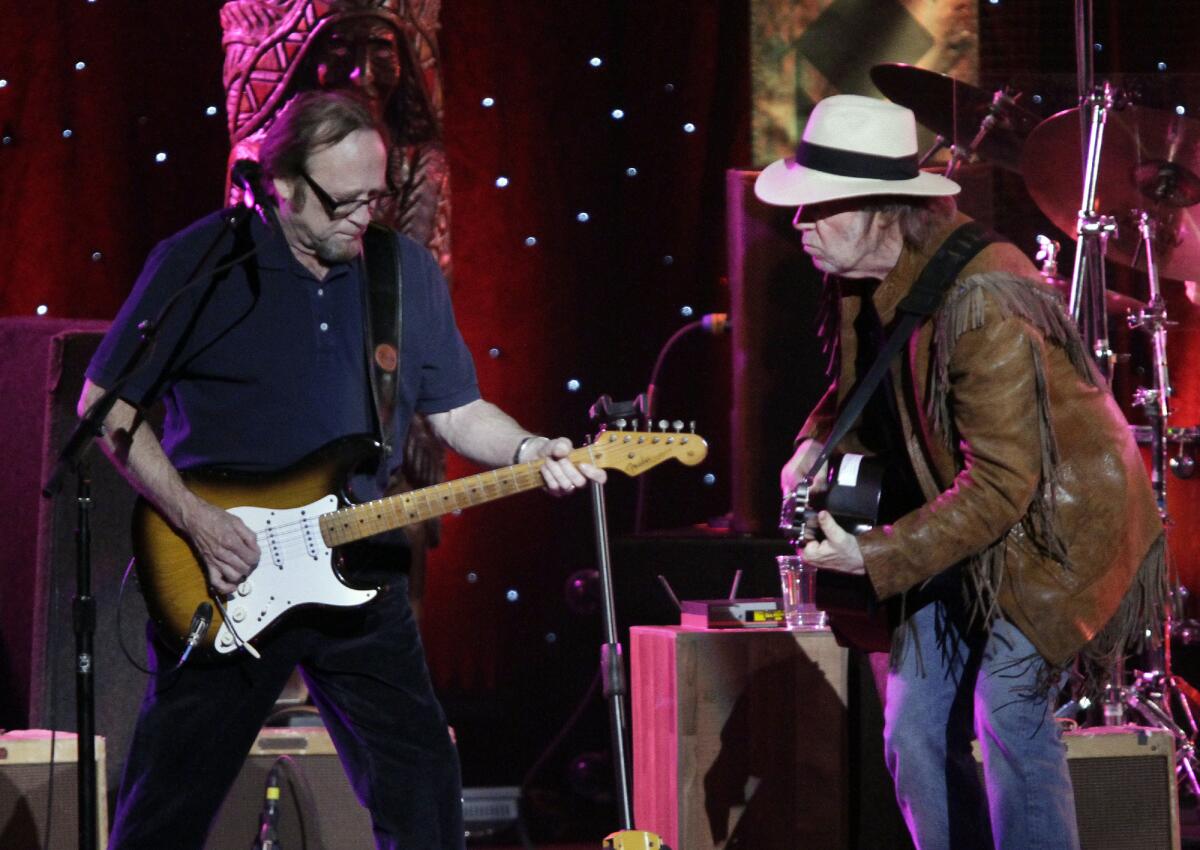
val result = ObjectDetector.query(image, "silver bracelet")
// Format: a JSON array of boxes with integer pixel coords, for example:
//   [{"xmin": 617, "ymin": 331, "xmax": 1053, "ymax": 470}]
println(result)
[{"xmin": 512, "ymin": 435, "xmax": 541, "ymax": 464}]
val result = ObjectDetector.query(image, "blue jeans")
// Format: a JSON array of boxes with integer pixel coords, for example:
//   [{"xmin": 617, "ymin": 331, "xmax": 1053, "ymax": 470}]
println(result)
[{"xmin": 882, "ymin": 594, "xmax": 1080, "ymax": 850}]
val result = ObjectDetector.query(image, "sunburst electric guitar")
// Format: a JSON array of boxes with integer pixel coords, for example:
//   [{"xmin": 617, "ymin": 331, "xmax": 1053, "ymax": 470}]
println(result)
[{"xmin": 134, "ymin": 427, "xmax": 707, "ymax": 654}]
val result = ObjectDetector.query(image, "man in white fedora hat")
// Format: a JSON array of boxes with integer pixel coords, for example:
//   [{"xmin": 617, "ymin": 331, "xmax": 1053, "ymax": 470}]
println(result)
[{"xmin": 757, "ymin": 94, "xmax": 1164, "ymax": 849}]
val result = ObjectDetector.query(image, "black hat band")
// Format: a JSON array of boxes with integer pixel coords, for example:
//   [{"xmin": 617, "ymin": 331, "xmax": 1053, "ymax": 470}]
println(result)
[{"xmin": 795, "ymin": 140, "xmax": 919, "ymax": 181}]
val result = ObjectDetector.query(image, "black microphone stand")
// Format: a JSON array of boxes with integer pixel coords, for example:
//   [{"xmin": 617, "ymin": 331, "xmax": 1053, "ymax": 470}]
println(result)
[
  {"xmin": 40, "ymin": 183, "xmax": 271, "ymax": 850},
  {"xmin": 585, "ymin": 395, "xmax": 669, "ymax": 849}
]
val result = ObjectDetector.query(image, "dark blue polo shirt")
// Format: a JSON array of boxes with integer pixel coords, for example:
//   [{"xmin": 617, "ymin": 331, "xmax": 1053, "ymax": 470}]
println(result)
[{"xmin": 87, "ymin": 210, "xmax": 479, "ymax": 473}]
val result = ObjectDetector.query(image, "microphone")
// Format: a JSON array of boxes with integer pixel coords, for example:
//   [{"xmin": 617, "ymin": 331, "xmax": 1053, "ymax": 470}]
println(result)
[
  {"xmin": 230, "ymin": 159, "xmax": 274, "ymax": 223},
  {"xmin": 176, "ymin": 601, "xmax": 213, "ymax": 669}
]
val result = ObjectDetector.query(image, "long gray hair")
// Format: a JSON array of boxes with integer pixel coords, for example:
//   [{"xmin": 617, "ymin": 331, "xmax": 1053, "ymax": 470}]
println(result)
[{"xmin": 863, "ymin": 195, "xmax": 957, "ymax": 249}]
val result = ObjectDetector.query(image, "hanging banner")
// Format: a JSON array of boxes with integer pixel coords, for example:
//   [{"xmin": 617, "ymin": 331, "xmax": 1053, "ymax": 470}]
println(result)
[{"xmin": 750, "ymin": 0, "xmax": 978, "ymax": 167}]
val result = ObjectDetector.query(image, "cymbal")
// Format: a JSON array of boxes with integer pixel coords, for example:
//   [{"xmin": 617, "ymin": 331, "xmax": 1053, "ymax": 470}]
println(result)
[
  {"xmin": 870, "ymin": 63, "xmax": 1041, "ymax": 172},
  {"xmin": 1040, "ymin": 272, "xmax": 1146, "ymax": 315},
  {"xmin": 1022, "ymin": 105, "xmax": 1200, "ymax": 281}
]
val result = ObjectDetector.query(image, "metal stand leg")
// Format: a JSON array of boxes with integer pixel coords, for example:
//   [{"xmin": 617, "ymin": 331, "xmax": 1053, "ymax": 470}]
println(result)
[
  {"xmin": 73, "ymin": 468, "xmax": 98, "ymax": 850},
  {"xmin": 1068, "ymin": 82, "xmax": 1119, "ymax": 381},
  {"xmin": 590, "ymin": 478, "xmax": 634, "ymax": 831}
]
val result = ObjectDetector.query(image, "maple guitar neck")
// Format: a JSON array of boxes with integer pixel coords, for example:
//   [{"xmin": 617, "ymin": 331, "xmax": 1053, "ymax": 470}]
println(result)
[{"xmin": 321, "ymin": 433, "xmax": 705, "ymax": 547}]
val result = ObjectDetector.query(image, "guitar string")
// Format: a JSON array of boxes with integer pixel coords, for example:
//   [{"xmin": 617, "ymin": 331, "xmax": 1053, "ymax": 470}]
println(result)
[
  {"xmin": 238, "ymin": 463, "xmax": 552, "ymax": 550},
  {"xmin": 229, "ymin": 439, "xmax": 642, "ymax": 553}
]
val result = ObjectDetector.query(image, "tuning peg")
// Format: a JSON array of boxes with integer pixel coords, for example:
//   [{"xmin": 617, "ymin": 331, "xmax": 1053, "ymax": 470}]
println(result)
[
  {"xmin": 672, "ymin": 420, "xmax": 684, "ymax": 432},
  {"xmin": 615, "ymin": 418, "xmax": 627, "ymax": 430},
  {"xmin": 632, "ymin": 418, "xmax": 639, "ymax": 431},
  {"xmin": 688, "ymin": 421, "xmax": 696, "ymax": 433},
  {"xmin": 658, "ymin": 419, "xmax": 668, "ymax": 431}
]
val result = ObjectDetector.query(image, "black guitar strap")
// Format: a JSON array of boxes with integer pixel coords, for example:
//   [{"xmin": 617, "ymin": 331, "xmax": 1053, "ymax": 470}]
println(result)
[
  {"xmin": 360, "ymin": 223, "xmax": 403, "ymax": 469},
  {"xmin": 804, "ymin": 221, "xmax": 997, "ymax": 482}
]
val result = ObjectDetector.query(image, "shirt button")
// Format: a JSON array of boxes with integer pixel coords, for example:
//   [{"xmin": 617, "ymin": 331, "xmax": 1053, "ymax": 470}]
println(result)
[
  {"xmin": 319, "ymin": 322, "xmax": 329, "ymax": 332},
  {"xmin": 317, "ymin": 288, "xmax": 324, "ymax": 297}
]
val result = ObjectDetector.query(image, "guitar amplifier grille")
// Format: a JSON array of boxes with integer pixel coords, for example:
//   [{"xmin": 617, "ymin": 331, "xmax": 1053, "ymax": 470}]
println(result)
[
  {"xmin": 974, "ymin": 726, "xmax": 1178, "ymax": 850},
  {"xmin": 1070, "ymin": 754, "xmax": 1174, "ymax": 850}
]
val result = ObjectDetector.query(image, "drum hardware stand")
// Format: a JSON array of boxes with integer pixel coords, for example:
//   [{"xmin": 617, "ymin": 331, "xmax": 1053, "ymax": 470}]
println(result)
[
  {"xmin": 1091, "ymin": 210, "xmax": 1200, "ymax": 797},
  {"xmin": 917, "ymin": 88, "xmax": 1024, "ymax": 180},
  {"xmin": 1129, "ymin": 210, "xmax": 1176, "ymax": 514},
  {"xmin": 1068, "ymin": 82, "xmax": 1120, "ymax": 381}
]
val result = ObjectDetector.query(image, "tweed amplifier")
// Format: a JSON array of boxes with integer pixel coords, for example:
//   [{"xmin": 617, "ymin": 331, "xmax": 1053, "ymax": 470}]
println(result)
[{"xmin": 0, "ymin": 730, "xmax": 108, "ymax": 850}]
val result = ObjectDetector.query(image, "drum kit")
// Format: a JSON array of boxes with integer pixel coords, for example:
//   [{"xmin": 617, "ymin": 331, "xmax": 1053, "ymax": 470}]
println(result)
[{"xmin": 869, "ymin": 60, "xmax": 1200, "ymax": 796}]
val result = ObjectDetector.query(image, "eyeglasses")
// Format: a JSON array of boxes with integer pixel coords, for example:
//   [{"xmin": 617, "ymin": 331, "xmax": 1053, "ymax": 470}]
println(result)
[{"xmin": 299, "ymin": 170, "xmax": 398, "ymax": 220}]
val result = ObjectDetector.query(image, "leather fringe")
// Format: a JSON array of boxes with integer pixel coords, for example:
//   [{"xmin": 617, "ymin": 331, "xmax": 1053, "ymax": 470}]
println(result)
[
  {"xmin": 929, "ymin": 272, "xmax": 1096, "ymax": 630},
  {"xmin": 890, "ymin": 272, "xmax": 1164, "ymax": 685},
  {"xmin": 1076, "ymin": 533, "xmax": 1168, "ymax": 696}
]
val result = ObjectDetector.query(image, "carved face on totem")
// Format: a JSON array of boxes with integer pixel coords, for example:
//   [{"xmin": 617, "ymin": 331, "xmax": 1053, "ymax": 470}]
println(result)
[{"xmin": 304, "ymin": 18, "xmax": 403, "ymax": 125}]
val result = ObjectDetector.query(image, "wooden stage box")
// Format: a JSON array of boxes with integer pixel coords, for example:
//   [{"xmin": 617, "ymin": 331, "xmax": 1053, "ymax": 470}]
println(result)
[{"xmin": 631, "ymin": 625, "xmax": 850, "ymax": 850}]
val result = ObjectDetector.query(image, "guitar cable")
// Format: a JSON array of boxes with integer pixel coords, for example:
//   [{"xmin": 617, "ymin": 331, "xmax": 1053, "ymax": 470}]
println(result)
[
  {"xmin": 116, "ymin": 558, "xmax": 154, "ymax": 675},
  {"xmin": 174, "ymin": 601, "xmax": 214, "ymax": 670}
]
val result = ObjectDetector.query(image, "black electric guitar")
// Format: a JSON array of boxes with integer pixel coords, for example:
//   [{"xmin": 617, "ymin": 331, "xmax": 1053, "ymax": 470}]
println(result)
[
  {"xmin": 780, "ymin": 452, "xmax": 894, "ymax": 652},
  {"xmin": 135, "ymin": 426, "xmax": 707, "ymax": 654}
]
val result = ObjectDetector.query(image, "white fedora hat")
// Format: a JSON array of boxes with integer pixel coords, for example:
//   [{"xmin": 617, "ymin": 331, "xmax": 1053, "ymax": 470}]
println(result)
[{"xmin": 755, "ymin": 94, "xmax": 960, "ymax": 207}]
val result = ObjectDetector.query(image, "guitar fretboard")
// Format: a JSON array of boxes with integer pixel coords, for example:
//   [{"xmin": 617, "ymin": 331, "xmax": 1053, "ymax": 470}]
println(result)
[
  {"xmin": 319, "ymin": 458, "xmax": 557, "ymax": 547},
  {"xmin": 317, "ymin": 431, "xmax": 705, "ymax": 547}
]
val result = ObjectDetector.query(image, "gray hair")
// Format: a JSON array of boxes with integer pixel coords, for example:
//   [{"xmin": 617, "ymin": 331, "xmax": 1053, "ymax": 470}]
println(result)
[
  {"xmin": 862, "ymin": 195, "xmax": 957, "ymax": 249},
  {"xmin": 258, "ymin": 90, "xmax": 389, "ymax": 183}
]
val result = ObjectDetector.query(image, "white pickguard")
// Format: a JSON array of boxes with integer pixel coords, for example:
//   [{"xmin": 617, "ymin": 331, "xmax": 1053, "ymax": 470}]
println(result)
[{"xmin": 211, "ymin": 495, "xmax": 378, "ymax": 654}]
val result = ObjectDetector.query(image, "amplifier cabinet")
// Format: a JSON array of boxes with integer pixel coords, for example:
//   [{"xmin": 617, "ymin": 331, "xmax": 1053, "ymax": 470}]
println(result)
[
  {"xmin": 0, "ymin": 731, "xmax": 108, "ymax": 850},
  {"xmin": 1064, "ymin": 726, "xmax": 1178, "ymax": 850},
  {"xmin": 973, "ymin": 725, "xmax": 1178, "ymax": 850},
  {"xmin": 205, "ymin": 726, "xmax": 373, "ymax": 850}
]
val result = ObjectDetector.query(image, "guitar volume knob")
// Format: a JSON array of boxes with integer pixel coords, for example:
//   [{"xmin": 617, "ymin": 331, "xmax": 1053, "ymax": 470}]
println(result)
[
  {"xmin": 231, "ymin": 607, "xmax": 247, "ymax": 623},
  {"xmin": 237, "ymin": 581, "xmax": 253, "ymax": 597}
]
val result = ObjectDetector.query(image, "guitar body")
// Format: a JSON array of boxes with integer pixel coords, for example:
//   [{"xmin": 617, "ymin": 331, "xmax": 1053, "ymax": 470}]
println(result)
[
  {"xmin": 133, "ymin": 436, "xmax": 381, "ymax": 654},
  {"xmin": 783, "ymin": 453, "xmax": 895, "ymax": 653}
]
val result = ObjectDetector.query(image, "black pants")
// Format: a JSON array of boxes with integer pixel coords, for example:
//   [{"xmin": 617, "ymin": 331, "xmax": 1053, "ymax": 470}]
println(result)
[{"xmin": 108, "ymin": 577, "xmax": 464, "ymax": 850}]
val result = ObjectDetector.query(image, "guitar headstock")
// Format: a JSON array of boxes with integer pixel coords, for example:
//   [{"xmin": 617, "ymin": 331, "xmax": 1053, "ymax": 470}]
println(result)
[
  {"xmin": 780, "ymin": 479, "xmax": 812, "ymax": 547},
  {"xmin": 576, "ymin": 420, "xmax": 708, "ymax": 477}
]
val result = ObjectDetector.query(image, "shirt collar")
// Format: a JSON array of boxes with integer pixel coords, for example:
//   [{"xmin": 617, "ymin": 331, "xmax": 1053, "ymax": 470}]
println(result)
[{"xmin": 250, "ymin": 211, "xmax": 356, "ymax": 282}]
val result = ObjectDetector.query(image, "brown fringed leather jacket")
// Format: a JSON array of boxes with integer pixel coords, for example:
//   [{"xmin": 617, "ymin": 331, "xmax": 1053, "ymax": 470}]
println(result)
[{"xmin": 801, "ymin": 212, "xmax": 1165, "ymax": 669}]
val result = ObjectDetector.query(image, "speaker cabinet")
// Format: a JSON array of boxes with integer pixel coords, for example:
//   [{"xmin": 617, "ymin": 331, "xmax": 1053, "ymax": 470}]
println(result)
[
  {"xmin": 0, "ymin": 318, "xmax": 150, "ymax": 805},
  {"xmin": 0, "ymin": 731, "xmax": 108, "ymax": 850},
  {"xmin": 725, "ymin": 170, "xmax": 827, "ymax": 535},
  {"xmin": 205, "ymin": 727, "xmax": 372, "ymax": 849},
  {"xmin": 1064, "ymin": 726, "xmax": 1179, "ymax": 850},
  {"xmin": 973, "ymin": 725, "xmax": 1178, "ymax": 850}
]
